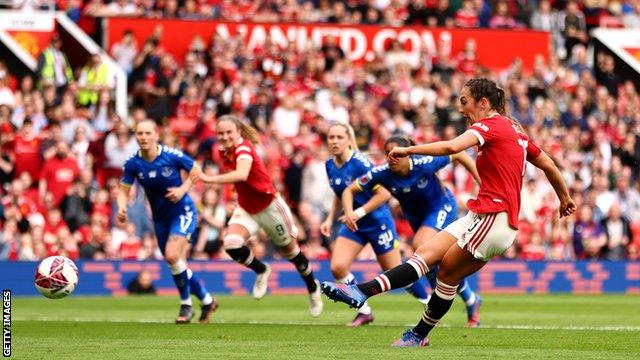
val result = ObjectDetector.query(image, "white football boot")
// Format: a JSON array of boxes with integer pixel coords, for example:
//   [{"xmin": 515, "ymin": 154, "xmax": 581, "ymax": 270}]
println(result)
[{"xmin": 253, "ymin": 264, "xmax": 272, "ymax": 300}]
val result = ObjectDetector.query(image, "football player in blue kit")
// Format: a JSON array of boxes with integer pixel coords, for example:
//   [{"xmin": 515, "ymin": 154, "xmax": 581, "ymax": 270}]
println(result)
[
  {"xmin": 117, "ymin": 119, "xmax": 217, "ymax": 324},
  {"xmin": 320, "ymin": 123, "xmax": 430, "ymax": 326},
  {"xmin": 340, "ymin": 135, "xmax": 483, "ymax": 327}
]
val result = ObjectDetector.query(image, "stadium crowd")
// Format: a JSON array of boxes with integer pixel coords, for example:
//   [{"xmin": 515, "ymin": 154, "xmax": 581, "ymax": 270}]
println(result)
[{"xmin": 0, "ymin": 0, "xmax": 639, "ymax": 263}]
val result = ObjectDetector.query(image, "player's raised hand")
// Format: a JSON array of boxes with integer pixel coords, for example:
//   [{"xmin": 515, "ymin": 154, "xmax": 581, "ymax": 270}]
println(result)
[
  {"xmin": 166, "ymin": 187, "xmax": 185, "ymax": 203},
  {"xmin": 559, "ymin": 196, "xmax": 577, "ymax": 218},
  {"xmin": 388, "ymin": 146, "xmax": 411, "ymax": 159},
  {"xmin": 116, "ymin": 207, "xmax": 127, "ymax": 224}
]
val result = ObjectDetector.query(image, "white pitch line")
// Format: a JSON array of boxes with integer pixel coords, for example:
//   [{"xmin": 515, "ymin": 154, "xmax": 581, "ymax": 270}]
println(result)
[{"xmin": 13, "ymin": 317, "xmax": 640, "ymax": 332}]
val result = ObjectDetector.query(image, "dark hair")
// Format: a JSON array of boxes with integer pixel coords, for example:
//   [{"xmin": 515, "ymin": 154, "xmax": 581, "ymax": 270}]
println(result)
[
  {"xmin": 464, "ymin": 78, "xmax": 506, "ymax": 115},
  {"xmin": 384, "ymin": 135, "xmax": 416, "ymax": 148},
  {"xmin": 464, "ymin": 77, "xmax": 525, "ymax": 131}
]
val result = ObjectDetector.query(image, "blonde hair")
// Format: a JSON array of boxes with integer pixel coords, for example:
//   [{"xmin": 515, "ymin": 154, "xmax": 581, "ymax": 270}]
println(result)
[
  {"xmin": 217, "ymin": 115, "xmax": 261, "ymax": 145},
  {"xmin": 328, "ymin": 122, "xmax": 359, "ymax": 151}
]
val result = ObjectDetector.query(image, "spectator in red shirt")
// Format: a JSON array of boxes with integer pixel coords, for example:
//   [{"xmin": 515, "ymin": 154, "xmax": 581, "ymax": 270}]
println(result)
[
  {"xmin": 39, "ymin": 140, "xmax": 80, "ymax": 207},
  {"xmin": 455, "ymin": 38, "xmax": 479, "ymax": 76},
  {"xmin": 13, "ymin": 119, "xmax": 40, "ymax": 180},
  {"xmin": 455, "ymin": 0, "xmax": 479, "ymax": 28},
  {"xmin": 172, "ymin": 84, "xmax": 203, "ymax": 138}
]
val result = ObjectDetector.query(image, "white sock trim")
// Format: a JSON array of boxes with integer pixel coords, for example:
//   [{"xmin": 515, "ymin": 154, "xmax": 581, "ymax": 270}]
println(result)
[
  {"xmin": 223, "ymin": 233, "xmax": 246, "ymax": 249},
  {"xmin": 180, "ymin": 298, "xmax": 193, "ymax": 306},
  {"xmin": 407, "ymin": 254, "xmax": 429, "ymax": 277},
  {"xmin": 202, "ymin": 294, "xmax": 213, "ymax": 306},
  {"xmin": 357, "ymin": 302, "xmax": 372, "ymax": 315},
  {"xmin": 374, "ymin": 274, "xmax": 390, "ymax": 292},
  {"xmin": 283, "ymin": 248, "xmax": 300, "ymax": 260},
  {"xmin": 465, "ymin": 293, "xmax": 477, "ymax": 307},
  {"xmin": 336, "ymin": 272, "xmax": 355, "ymax": 284},
  {"xmin": 434, "ymin": 278, "xmax": 458, "ymax": 301},
  {"xmin": 169, "ymin": 260, "xmax": 188, "ymax": 275}
]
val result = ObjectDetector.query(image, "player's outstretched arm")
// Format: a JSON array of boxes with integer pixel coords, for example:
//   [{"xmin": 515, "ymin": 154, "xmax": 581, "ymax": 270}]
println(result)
[
  {"xmin": 528, "ymin": 151, "xmax": 577, "ymax": 218},
  {"xmin": 200, "ymin": 158, "xmax": 252, "ymax": 184},
  {"xmin": 450, "ymin": 151, "xmax": 481, "ymax": 185},
  {"xmin": 390, "ymin": 132, "xmax": 479, "ymax": 159}
]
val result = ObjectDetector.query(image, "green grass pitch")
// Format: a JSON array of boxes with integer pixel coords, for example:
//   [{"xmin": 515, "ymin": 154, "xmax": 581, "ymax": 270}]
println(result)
[{"xmin": 11, "ymin": 294, "xmax": 640, "ymax": 359}]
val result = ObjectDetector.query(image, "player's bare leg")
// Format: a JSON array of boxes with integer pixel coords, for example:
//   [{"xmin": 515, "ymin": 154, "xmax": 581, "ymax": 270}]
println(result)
[{"xmin": 332, "ymin": 237, "xmax": 373, "ymax": 326}]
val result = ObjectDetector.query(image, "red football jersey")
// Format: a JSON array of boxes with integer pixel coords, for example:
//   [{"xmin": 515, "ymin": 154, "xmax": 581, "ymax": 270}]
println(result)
[
  {"xmin": 217, "ymin": 138, "xmax": 276, "ymax": 214},
  {"xmin": 12, "ymin": 134, "xmax": 41, "ymax": 181},
  {"xmin": 466, "ymin": 115, "xmax": 542, "ymax": 229}
]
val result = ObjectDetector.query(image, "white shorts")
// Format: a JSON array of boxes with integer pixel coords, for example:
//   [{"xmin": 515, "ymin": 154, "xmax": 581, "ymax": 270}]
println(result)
[
  {"xmin": 228, "ymin": 195, "xmax": 299, "ymax": 247},
  {"xmin": 443, "ymin": 211, "xmax": 517, "ymax": 261}
]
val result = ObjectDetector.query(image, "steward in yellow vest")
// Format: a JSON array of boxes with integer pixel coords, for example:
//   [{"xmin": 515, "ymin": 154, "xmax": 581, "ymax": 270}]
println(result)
[{"xmin": 77, "ymin": 54, "xmax": 111, "ymax": 107}]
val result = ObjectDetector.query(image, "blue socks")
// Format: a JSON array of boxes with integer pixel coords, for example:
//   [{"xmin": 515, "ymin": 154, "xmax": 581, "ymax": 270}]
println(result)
[
  {"xmin": 169, "ymin": 260, "xmax": 192, "ymax": 306},
  {"xmin": 187, "ymin": 269, "xmax": 212, "ymax": 305}
]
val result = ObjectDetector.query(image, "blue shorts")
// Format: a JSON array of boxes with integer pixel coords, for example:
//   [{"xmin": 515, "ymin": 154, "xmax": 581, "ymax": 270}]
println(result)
[
  {"xmin": 153, "ymin": 205, "xmax": 198, "ymax": 255},
  {"xmin": 338, "ymin": 217, "xmax": 398, "ymax": 255},
  {"xmin": 409, "ymin": 201, "xmax": 458, "ymax": 232}
]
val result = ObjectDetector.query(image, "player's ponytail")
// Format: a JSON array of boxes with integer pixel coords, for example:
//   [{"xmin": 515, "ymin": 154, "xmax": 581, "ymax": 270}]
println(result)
[
  {"xmin": 218, "ymin": 115, "xmax": 261, "ymax": 145},
  {"xmin": 328, "ymin": 122, "xmax": 359, "ymax": 151},
  {"xmin": 496, "ymin": 87, "xmax": 506, "ymax": 116}
]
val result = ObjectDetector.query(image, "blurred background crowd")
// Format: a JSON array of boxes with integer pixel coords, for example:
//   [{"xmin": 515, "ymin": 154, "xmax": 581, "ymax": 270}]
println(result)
[{"xmin": 0, "ymin": 0, "xmax": 639, "ymax": 263}]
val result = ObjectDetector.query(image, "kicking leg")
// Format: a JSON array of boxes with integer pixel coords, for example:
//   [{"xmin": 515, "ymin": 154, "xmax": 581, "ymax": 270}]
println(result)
[
  {"xmin": 321, "ymin": 230, "xmax": 457, "ymax": 308},
  {"xmin": 376, "ymin": 248, "xmax": 429, "ymax": 305}
]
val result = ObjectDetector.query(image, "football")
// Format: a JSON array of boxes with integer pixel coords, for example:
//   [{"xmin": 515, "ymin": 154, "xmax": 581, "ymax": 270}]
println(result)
[{"xmin": 34, "ymin": 256, "xmax": 79, "ymax": 299}]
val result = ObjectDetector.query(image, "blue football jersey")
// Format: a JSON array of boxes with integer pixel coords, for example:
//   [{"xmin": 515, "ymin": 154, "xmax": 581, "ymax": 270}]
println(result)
[
  {"xmin": 325, "ymin": 152, "xmax": 394, "ymax": 227},
  {"xmin": 121, "ymin": 145, "xmax": 196, "ymax": 221},
  {"xmin": 357, "ymin": 155, "xmax": 456, "ymax": 230}
]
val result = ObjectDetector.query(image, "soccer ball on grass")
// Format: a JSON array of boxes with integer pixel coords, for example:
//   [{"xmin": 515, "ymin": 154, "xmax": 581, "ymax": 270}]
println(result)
[{"xmin": 34, "ymin": 256, "xmax": 79, "ymax": 299}]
